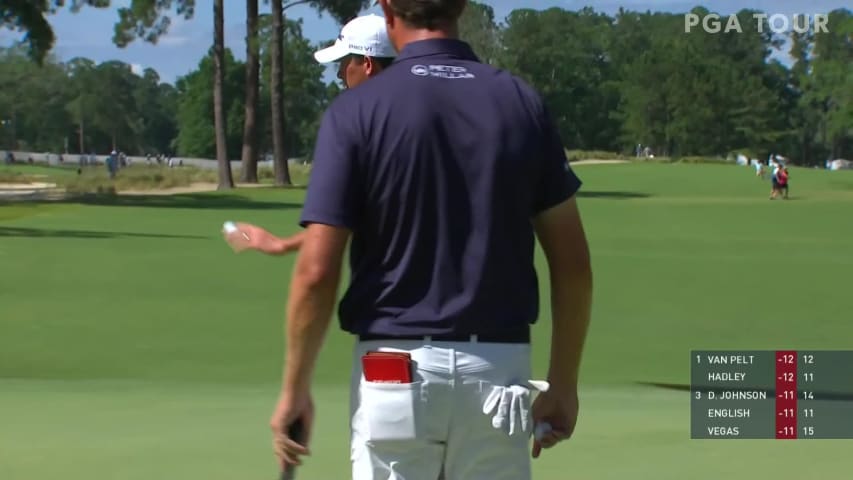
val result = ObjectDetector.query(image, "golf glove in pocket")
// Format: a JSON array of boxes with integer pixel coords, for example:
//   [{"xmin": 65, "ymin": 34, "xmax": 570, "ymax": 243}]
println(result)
[{"xmin": 482, "ymin": 380, "xmax": 549, "ymax": 436}]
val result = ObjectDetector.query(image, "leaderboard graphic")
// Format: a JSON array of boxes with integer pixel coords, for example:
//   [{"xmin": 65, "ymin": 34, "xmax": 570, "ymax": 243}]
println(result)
[{"xmin": 691, "ymin": 351, "xmax": 853, "ymax": 439}]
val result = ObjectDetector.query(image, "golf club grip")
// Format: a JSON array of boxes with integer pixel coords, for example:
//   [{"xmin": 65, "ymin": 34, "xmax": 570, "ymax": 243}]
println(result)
[{"xmin": 279, "ymin": 418, "xmax": 305, "ymax": 480}]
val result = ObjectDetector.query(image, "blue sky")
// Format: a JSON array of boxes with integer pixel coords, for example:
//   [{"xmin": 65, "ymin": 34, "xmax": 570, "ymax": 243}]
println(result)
[{"xmin": 0, "ymin": 0, "xmax": 849, "ymax": 84}]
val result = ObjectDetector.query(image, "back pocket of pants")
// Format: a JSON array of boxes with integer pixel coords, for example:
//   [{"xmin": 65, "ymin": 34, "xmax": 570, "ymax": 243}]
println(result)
[{"xmin": 358, "ymin": 380, "xmax": 424, "ymax": 442}]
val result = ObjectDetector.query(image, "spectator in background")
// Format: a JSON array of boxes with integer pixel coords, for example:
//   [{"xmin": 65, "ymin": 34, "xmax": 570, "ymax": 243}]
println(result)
[
  {"xmin": 754, "ymin": 159, "xmax": 765, "ymax": 179},
  {"xmin": 107, "ymin": 150, "xmax": 118, "ymax": 179},
  {"xmin": 777, "ymin": 165, "xmax": 789, "ymax": 199}
]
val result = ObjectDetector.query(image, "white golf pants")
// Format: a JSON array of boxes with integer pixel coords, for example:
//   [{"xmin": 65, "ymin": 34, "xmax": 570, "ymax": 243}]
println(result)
[{"xmin": 349, "ymin": 338, "xmax": 534, "ymax": 480}]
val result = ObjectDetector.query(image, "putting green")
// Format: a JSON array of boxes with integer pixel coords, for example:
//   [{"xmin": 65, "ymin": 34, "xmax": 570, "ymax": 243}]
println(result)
[
  {"xmin": 2, "ymin": 163, "xmax": 853, "ymax": 479},
  {"xmin": 1, "ymin": 380, "xmax": 850, "ymax": 479}
]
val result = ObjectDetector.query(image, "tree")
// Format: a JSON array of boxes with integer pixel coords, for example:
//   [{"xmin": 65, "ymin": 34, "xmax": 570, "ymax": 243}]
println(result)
[
  {"xmin": 241, "ymin": 0, "xmax": 261, "ymax": 183},
  {"xmin": 259, "ymin": 17, "xmax": 328, "ymax": 160},
  {"xmin": 458, "ymin": 1, "xmax": 502, "ymax": 65},
  {"xmin": 174, "ymin": 50, "xmax": 245, "ymax": 159},
  {"xmin": 267, "ymin": 0, "xmax": 372, "ymax": 186},
  {"xmin": 111, "ymin": 0, "xmax": 239, "ymax": 184},
  {"xmin": 1, "ymin": 0, "xmax": 110, "ymax": 64},
  {"xmin": 0, "ymin": 48, "xmax": 60, "ymax": 150},
  {"xmin": 133, "ymin": 68, "xmax": 178, "ymax": 155},
  {"xmin": 213, "ymin": 0, "xmax": 234, "ymax": 189},
  {"xmin": 112, "ymin": 0, "xmax": 195, "ymax": 47},
  {"xmin": 0, "ymin": 47, "xmax": 173, "ymax": 154},
  {"xmin": 65, "ymin": 57, "xmax": 97, "ymax": 153},
  {"xmin": 808, "ymin": 9, "xmax": 853, "ymax": 160},
  {"xmin": 502, "ymin": 7, "xmax": 619, "ymax": 151},
  {"xmin": 269, "ymin": 0, "xmax": 291, "ymax": 186},
  {"xmin": 87, "ymin": 61, "xmax": 143, "ymax": 152}
]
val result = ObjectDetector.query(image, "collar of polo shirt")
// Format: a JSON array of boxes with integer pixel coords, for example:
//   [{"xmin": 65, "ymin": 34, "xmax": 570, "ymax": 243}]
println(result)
[{"xmin": 313, "ymin": 14, "xmax": 396, "ymax": 64}]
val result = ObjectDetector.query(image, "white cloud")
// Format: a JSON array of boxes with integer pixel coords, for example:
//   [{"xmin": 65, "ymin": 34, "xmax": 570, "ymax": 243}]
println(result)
[
  {"xmin": 158, "ymin": 36, "xmax": 191, "ymax": 47},
  {"xmin": 130, "ymin": 63, "xmax": 144, "ymax": 75},
  {"xmin": 157, "ymin": 16, "xmax": 193, "ymax": 47}
]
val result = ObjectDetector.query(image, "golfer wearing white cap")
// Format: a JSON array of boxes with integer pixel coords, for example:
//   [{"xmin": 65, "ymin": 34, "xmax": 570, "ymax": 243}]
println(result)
[
  {"xmin": 221, "ymin": 14, "xmax": 396, "ymax": 256},
  {"xmin": 314, "ymin": 14, "xmax": 396, "ymax": 88}
]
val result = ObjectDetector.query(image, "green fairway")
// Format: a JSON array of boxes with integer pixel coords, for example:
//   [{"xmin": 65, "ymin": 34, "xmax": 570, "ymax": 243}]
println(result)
[{"xmin": 2, "ymin": 163, "xmax": 853, "ymax": 479}]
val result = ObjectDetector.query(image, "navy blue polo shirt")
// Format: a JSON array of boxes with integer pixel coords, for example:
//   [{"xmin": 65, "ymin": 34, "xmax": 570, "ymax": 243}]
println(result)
[{"xmin": 300, "ymin": 39, "xmax": 582, "ymax": 338}]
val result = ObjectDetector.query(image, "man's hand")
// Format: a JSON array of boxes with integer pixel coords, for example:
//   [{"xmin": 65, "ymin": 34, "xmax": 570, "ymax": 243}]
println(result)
[
  {"xmin": 224, "ymin": 222, "xmax": 304, "ymax": 255},
  {"xmin": 271, "ymin": 389, "xmax": 315, "ymax": 470},
  {"xmin": 530, "ymin": 385, "xmax": 579, "ymax": 458}
]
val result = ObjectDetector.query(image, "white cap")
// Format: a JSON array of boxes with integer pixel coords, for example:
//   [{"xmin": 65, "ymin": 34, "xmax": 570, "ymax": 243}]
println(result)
[{"xmin": 313, "ymin": 14, "xmax": 396, "ymax": 64}]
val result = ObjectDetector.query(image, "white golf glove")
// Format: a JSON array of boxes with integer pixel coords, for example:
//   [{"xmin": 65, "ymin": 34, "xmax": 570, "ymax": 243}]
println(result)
[{"xmin": 483, "ymin": 380, "xmax": 549, "ymax": 436}]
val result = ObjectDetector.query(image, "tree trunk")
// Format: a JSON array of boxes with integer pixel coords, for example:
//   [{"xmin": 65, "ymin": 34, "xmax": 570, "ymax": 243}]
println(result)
[
  {"xmin": 214, "ymin": 0, "xmax": 234, "ymax": 190},
  {"xmin": 270, "ymin": 0, "xmax": 292, "ymax": 186},
  {"xmin": 11, "ymin": 109, "xmax": 17, "ymax": 151},
  {"xmin": 78, "ymin": 99, "xmax": 85, "ymax": 153},
  {"xmin": 78, "ymin": 116, "xmax": 85, "ymax": 154},
  {"xmin": 240, "ymin": 0, "xmax": 259, "ymax": 183}
]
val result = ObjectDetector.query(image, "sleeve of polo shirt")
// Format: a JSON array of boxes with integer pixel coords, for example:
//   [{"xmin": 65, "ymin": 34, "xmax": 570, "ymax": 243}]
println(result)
[
  {"xmin": 299, "ymin": 105, "xmax": 362, "ymax": 229},
  {"xmin": 531, "ymin": 103, "xmax": 582, "ymax": 215}
]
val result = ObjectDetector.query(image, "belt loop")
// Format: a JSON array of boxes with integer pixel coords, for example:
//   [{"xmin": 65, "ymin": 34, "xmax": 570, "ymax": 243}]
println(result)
[{"xmin": 471, "ymin": 334, "xmax": 478, "ymax": 343}]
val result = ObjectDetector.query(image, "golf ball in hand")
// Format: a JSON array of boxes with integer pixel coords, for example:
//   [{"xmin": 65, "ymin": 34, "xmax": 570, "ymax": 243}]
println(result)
[{"xmin": 223, "ymin": 221, "xmax": 238, "ymax": 234}]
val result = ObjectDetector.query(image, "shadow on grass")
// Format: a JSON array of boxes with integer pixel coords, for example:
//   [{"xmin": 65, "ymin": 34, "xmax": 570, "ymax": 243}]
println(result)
[
  {"xmin": 636, "ymin": 381, "xmax": 690, "ymax": 391},
  {"xmin": 0, "ymin": 226, "xmax": 209, "ymax": 240},
  {"xmin": 60, "ymin": 192, "xmax": 304, "ymax": 210},
  {"xmin": 578, "ymin": 190, "xmax": 650, "ymax": 199}
]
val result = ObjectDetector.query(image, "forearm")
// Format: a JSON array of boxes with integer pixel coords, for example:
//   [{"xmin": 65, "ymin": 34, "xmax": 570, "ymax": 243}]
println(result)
[
  {"xmin": 547, "ymin": 262, "xmax": 593, "ymax": 388},
  {"xmin": 272, "ymin": 231, "xmax": 306, "ymax": 255},
  {"xmin": 282, "ymin": 272, "xmax": 339, "ymax": 394}
]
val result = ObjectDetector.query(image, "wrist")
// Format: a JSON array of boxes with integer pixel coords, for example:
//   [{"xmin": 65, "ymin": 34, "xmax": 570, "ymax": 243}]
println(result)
[
  {"xmin": 272, "ymin": 237, "xmax": 290, "ymax": 255},
  {"xmin": 282, "ymin": 374, "xmax": 311, "ymax": 395},
  {"xmin": 547, "ymin": 368, "xmax": 579, "ymax": 391}
]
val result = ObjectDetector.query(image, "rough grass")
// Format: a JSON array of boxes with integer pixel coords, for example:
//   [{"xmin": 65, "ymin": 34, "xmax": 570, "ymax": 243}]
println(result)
[
  {"xmin": 57, "ymin": 165, "xmax": 219, "ymax": 194},
  {"xmin": 3, "ymin": 162, "xmax": 313, "ymax": 193},
  {"xmin": 0, "ymin": 170, "xmax": 42, "ymax": 183},
  {"xmin": 57, "ymin": 164, "xmax": 311, "ymax": 194},
  {"xmin": 566, "ymin": 149, "xmax": 629, "ymax": 162},
  {"xmin": 563, "ymin": 150, "xmax": 732, "ymax": 165}
]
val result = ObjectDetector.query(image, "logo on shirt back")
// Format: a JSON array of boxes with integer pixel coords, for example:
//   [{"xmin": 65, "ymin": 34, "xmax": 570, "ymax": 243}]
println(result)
[
  {"xmin": 411, "ymin": 65, "xmax": 429, "ymax": 76},
  {"xmin": 410, "ymin": 64, "xmax": 475, "ymax": 79}
]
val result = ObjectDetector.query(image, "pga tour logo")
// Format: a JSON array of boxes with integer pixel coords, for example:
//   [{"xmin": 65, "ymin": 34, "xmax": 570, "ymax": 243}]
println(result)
[{"xmin": 684, "ymin": 13, "xmax": 830, "ymax": 34}]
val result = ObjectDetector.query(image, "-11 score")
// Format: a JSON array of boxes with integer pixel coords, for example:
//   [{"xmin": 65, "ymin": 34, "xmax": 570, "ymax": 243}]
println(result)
[
  {"xmin": 778, "ymin": 427, "xmax": 815, "ymax": 437},
  {"xmin": 779, "ymin": 409, "xmax": 815, "ymax": 418},
  {"xmin": 784, "ymin": 391, "xmax": 815, "ymax": 399}
]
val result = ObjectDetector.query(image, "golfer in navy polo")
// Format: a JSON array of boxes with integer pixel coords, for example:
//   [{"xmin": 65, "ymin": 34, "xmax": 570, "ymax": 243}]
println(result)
[{"xmin": 271, "ymin": 1, "xmax": 593, "ymax": 478}]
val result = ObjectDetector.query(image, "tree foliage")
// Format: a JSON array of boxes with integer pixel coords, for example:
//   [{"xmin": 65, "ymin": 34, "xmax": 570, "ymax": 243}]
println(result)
[
  {"xmin": 0, "ymin": 46, "xmax": 176, "ymax": 154},
  {"xmin": 0, "ymin": 0, "xmax": 110, "ymax": 63},
  {"xmin": 2, "ymin": 4, "xmax": 851, "ymax": 166}
]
